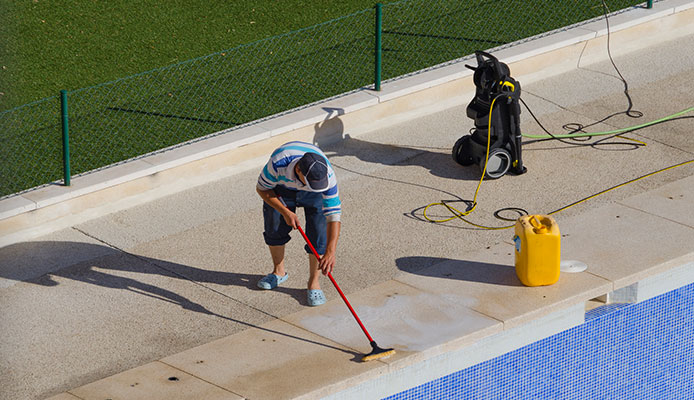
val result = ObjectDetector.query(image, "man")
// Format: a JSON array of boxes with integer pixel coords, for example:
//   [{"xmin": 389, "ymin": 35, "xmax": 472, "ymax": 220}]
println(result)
[{"xmin": 255, "ymin": 141, "xmax": 341, "ymax": 306}]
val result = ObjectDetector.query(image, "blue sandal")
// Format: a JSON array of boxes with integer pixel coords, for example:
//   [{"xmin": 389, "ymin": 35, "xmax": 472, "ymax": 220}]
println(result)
[
  {"xmin": 307, "ymin": 289, "xmax": 326, "ymax": 306},
  {"xmin": 257, "ymin": 273, "xmax": 288, "ymax": 290}
]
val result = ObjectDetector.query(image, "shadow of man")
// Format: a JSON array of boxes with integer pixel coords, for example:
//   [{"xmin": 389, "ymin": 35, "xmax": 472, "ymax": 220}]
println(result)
[
  {"xmin": 0, "ymin": 240, "xmax": 361, "ymax": 358},
  {"xmin": 312, "ymin": 107, "xmax": 479, "ymax": 182},
  {"xmin": 0, "ymin": 241, "xmax": 305, "ymax": 311}
]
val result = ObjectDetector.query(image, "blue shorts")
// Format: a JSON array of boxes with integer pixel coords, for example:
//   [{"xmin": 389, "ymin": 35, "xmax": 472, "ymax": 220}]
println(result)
[{"xmin": 263, "ymin": 186, "xmax": 327, "ymax": 255}]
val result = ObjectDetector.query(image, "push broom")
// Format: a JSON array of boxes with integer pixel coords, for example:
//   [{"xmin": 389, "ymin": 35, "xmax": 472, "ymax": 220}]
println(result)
[{"xmin": 297, "ymin": 225, "xmax": 395, "ymax": 362}]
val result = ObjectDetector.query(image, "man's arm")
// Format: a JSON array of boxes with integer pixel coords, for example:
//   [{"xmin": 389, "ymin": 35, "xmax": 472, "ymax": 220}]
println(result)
[
  {"xmin": 319, "ymin": 220, "xmax": 341, "ymax": 275},
  {"xmin": 256, "ymin": 187, "xmax": 300, "ymax": 228}
]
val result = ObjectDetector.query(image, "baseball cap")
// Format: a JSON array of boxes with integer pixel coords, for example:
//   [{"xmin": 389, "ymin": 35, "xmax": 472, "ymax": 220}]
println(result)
[{"xmin": 297, "ymin": 152, "xmax": 329, "ymax": 192}]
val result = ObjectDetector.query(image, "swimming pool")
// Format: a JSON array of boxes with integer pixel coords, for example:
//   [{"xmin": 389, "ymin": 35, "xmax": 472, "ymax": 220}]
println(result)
[{"xmin": 385, "ymin": 281, "xmax": 694, "ymax": 399}]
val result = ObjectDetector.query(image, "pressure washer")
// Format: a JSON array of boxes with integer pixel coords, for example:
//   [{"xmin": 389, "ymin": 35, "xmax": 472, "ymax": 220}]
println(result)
[{"xmin": 452, "ymin": 51, "xmax": 526, "ymax": 179}]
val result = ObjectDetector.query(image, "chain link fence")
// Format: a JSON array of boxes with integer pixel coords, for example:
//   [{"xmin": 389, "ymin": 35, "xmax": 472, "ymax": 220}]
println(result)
[
  {"xmin": 1, "ymin": 96, "xmax": 62, "ymax": 196},
  {"xmin": 0, "ymin": 0, "xmax": 650, "ymax": 198},
  {"xmin": 379, "ymin": 0, "xmax": 648, "ymax": 80}
]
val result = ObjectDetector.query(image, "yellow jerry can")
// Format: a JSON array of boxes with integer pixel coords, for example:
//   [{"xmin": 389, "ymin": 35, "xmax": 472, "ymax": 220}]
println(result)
[{"xmin": 513, "ymin": 215, "xmax": 561, "ymax": 287}]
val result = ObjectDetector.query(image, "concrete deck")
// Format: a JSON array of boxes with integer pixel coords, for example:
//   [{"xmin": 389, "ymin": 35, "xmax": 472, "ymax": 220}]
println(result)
[{"xmin": 1, "ymin": 1, "xmax": 693, "ymax": 399}]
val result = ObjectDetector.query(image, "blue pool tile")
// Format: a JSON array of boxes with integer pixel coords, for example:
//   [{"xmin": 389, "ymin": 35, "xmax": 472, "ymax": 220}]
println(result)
[{"xmin": 385, "ymin": 282, "xmax": 694, "ymax": 400}]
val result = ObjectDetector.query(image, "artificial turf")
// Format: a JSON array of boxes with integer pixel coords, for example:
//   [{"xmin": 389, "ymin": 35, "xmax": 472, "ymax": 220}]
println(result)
[{"xmin": 0, "ymin": 0, "xmax": 383, "ymax": 110}]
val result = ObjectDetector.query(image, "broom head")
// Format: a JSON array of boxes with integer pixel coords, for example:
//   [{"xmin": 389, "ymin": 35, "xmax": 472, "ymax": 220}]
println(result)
[{"xmin": 361, "ymin": 341, "xmax": 395, "ymax": 362}]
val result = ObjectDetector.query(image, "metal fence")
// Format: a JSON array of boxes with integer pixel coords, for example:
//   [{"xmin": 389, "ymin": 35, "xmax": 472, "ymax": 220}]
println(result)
[{"xmin": 0, "ymin": 0, "xmax": 650, "ymax": 198}]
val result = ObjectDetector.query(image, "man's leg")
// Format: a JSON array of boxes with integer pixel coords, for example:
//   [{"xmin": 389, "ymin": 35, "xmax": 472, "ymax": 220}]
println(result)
[
  {"xmin": 308, "ymin": 253, "xmax": 320, "ymax": 290},
  {"xmin": 261, "ymin": 192, "xmax": 295, "ymax": 287},
  {"xmin": 298, "ymin": 191, "xmax": 327, "ymax": 291},
  {"xmin": 269, "ymin": 245, "xmax": 287, "ymax": 277}
]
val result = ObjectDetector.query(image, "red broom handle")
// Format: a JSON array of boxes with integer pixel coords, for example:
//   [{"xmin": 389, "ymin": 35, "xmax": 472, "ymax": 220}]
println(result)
[{"xmin": 296, "ymin": 225, "xmax": 375, "ymax": 343}]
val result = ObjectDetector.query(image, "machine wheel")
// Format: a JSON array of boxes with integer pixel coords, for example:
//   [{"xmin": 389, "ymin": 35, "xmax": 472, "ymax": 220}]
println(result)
[
  {"xmin": 452, "ymin": 135, "xmax": 474, "ymax": 166},
  {"xmin": 480, "ymin": 147, "xmax": 511, "ymax": 179}
]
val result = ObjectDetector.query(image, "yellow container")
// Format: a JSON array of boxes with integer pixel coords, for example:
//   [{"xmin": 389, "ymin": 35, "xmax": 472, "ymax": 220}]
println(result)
[{"xmin": 513, "ymin": 215, "xmax": 561, "ymax": 287}]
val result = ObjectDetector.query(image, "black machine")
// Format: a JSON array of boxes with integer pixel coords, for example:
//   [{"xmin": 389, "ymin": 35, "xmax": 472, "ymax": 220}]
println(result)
[{"xmin": 453, "ymin": 51, "xmax": 526, "ymax": 179}]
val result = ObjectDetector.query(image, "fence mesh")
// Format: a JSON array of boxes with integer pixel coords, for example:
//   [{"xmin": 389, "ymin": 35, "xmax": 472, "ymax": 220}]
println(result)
[
  {"xmin": 0, "ymin": 97, "xmax": 62, "ymax": 196},
  {"xmin": 379, "ymin": 0, "xmax": 646, "ymax": 80},
  {"xmin": 0, "ymin": 0, "xmax": 649, "ymax": 198},
  {"xmin": 59, "ymin": 8, "xmax": 374, "ymax": 184}
]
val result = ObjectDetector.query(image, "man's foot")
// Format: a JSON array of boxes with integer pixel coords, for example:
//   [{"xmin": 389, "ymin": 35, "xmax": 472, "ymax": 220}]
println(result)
[
  {"xmin": 257, "ymin": 273, "xmax": 288, "ymax": 290},
  {"xmin": 307, "ymin": 289, "xmax": 326, "ymax": 306}
]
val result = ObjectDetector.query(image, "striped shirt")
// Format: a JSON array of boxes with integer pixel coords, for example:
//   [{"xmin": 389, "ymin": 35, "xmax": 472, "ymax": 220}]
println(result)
[{"xmin": 257, "ymin": 141, "xmax": 341, "ymax": 222}]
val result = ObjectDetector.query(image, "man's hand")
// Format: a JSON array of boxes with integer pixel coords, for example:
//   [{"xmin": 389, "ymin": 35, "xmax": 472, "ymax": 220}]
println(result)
[
  {"xmin": 257, "ymin": 187, "xmax": 299, "ymax": 229},
  {"xmin": 318, "ymin": 248, "xmax": 336, "ymax": 275},
  {"xmin": 281, "ymin": 210, "xmax": 300, "ymax": 229}
]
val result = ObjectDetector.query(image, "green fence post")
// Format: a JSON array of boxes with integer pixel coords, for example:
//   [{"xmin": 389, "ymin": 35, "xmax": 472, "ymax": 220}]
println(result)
[
  {"xmin": 60, "ymin": 89, "xmax": 71, "ymax": 186},
  {"xmin": 646, "ymin": 0, "xmax": 653, "ymax": 8},
  {"xmin": 374, "ymin": 3, "xmax": 382, "ymax": 91}
]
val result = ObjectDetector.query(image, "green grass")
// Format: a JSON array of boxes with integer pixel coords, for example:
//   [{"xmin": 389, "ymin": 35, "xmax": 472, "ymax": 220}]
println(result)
[
  {"xmin": 0, "ymin": 0, "xmax": 383, "ymax": 110},
  {"xmin": 0, "ymin": 0, "xmax": 646, "ymax": 197}
]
